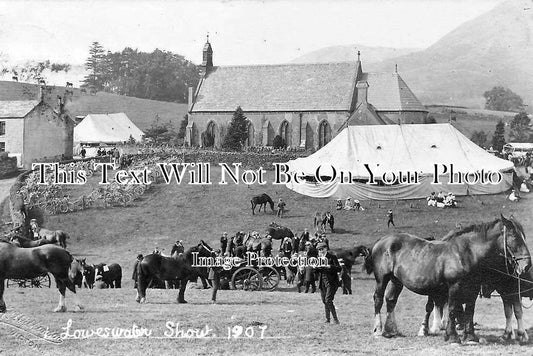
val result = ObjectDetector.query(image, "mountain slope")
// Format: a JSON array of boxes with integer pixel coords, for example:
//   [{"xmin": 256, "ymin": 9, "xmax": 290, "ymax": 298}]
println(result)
[
  {"xmin": 291, "ymin": 44, "xmax": 418, "ymax": 64},
  {"xmin": 364, "ymin": 0, "xmax": 533, "ymax": 108}
]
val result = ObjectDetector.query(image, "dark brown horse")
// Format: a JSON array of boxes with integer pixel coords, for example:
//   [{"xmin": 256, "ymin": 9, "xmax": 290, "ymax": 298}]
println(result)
[
  {"xmin": 332, "ymin": 245, "xmax": 369, "ymax": 294},
  {"xmin": 94, "ymin": 263, "xmax": 122, "ymax": 288},
  {"xmin": 136, "ymin": 240, "xmax": 216, "ymax": 304},
  {"xmin": 365, "ymin": 215, "xmax": 531, "ymax": 343},
  {"xmin": 0, "ymin": 241, "xmax": 83, "ymax": 312},
  {"xmin": 243, "ymin": 232, "xmax": 272, "ymax": 257},
  {"xmin": 251, "ymin": 193, "xmax": 274, "ymax": 215}
]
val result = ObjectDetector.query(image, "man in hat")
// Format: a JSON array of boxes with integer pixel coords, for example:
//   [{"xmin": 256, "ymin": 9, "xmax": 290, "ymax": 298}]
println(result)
[
  {"xmin": 208, "ymin": 249, "xmax": 224, "ymax": 303},
  {"xmin": 132, "ymin": 254, "xmax": 143, "ymax": 289},
  {"xmin": 220, "ymin": 232, "xmax": 229, "ymax": 255},
  {"xmin": 171, "ymin": 240, "xmax": 184, "ymax": 256},
  {"xmin": 316, "ymin": 242, "xmax": 341, "ymax": 324}
]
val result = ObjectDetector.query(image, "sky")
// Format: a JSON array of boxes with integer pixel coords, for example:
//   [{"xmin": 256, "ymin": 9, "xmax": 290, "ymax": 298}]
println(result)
[{"xmin": 0, "ymin": 0, "xmax": 504, "ymax": 66}]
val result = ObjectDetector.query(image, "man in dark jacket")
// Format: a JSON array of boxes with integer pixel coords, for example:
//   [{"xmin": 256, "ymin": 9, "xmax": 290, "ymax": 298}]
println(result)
[{"xmin": 316, "ymin": 242, "xmax": 341, "ymax": 324}]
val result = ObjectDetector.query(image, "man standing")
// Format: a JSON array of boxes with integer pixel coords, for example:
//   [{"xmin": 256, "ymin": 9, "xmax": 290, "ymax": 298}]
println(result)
[
  {"xmin": 387, "ymin": 209, "xmax": 395, "ymax": 228},
  {"xmin": 316, "ymin": 242, "xmax": 341, "ymax": 324}
]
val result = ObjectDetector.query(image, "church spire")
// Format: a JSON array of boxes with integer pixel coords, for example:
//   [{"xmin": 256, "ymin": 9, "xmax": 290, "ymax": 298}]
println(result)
[{"xmin": 200, "ymin": 33, "xmax": 213, "ymax": 76}]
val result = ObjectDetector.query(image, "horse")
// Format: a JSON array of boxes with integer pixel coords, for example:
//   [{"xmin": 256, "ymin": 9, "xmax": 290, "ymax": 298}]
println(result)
[
  {"xmin": 0, "ymin": 241, "xmax": 83, "ymax": 312},
  {"xmin": 79, "ymin": 260, "xmax": 95, "ymax": 289},
  {"xmin": 332, "ymin": 245, "xmax": 369, "ymax": 295},
  {"xmin": 10, "ymin": 235, "xmax": 56, "ymax": 248},
  {"xmin": 29, "ymin": 221, "xmax": 70, "ymax": 249},
  {"xmin": 267, "ymin": 222, "xmax": 294, "ymax": 250},
  {"xmin": 136, "ymin": 240, "xmax": 216, "ymax": 304},
  {"xmin": 251, "ymin": 193, "xmax": 274, "ymax": 215},
  {"xmin": 243, "ymin": 232, "xmax": 273, "ymax": 257},
  {"xmin": 94, "ymin": 263, "xmax": 122, "ymax": 288},
  {"xmin": 364, "ymin": 215, "xmax": 531, "ymax": 343},
  {"xmin": 314, "ymin": 211, "xmax": 335, "ymax": 233},
  {"xmin": 481, "ymin": 260, "xmax": 533, "ymax": 344}
]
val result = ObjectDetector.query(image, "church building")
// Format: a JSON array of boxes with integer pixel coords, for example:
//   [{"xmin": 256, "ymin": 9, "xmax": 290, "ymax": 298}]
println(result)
[{"xmin": 186, "ymin": 37, "xmax": 427, "ymax": 149}]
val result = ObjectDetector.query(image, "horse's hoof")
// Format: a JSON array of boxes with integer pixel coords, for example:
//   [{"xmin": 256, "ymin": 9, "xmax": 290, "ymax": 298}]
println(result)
[
  {"xmin": 135, "ymin": 296, "xmax": 141, "ymax": 303},
  {"xmin": 463, "ymin": 333, "xmax": 479, "ymax": 344},
  {"xmin": 53, "ymin": 306, "xmax": 67, "ymax": 313},
  {"xmin": 517, "ymin": 331, "xmax": 529, "ymax": 345},
  {"xmin": 140, "ymin": 298, "xmax": 146, "ymax": 304},
  {"xmin": 178, "ymin": 300, "xmax": 188, "ymax": 304},
  {"xmin": 74, "ymin": 305, "xmax": 84, "ymax": 312},
  {"xmin": 382, "ymin": 331, "xmax": 397, "ymax": 338},
  {"xmin": 445, "ymin": 334, "xmax": 461, "ymax": 344},
  {"xmin": 500, "ymin": 331, "xmax": 513, "ymax": 342},
  {"xmin": 417, "ymin": 326, "xmax": 428, "ymax": 337}
]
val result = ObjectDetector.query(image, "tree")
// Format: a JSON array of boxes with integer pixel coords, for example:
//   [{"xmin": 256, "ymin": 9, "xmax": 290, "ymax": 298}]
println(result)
[
  {"xmin": 222, "ymin": 107, "xmax": 248, "ymax": 150},
  {"xmin": 483, "ymin": 86, "xmax": 524, "ymax": 112},
  {"xmin": 492, "ymin": 120, "xmax": 506, "ymax": 153},
  {"xmin": 509, "ymin": 112, "xmax": 533, "ymax": 142},
  {"xmin": 83, "ymin": 42, "xmax": 107, "ymax": 91},
  {"xmin": 273, "ymin": 135, "xmax": 286, "ymax": 149},
  {"xmin": 470, "ymin": 130, "xmax": 487, "ymax": 148}
]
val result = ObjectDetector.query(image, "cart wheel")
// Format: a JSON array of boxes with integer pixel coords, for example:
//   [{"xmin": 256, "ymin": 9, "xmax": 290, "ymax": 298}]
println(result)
[
  {"xmin": 32, "ymin": 274, "xmax": 51, "ymax": 288},
  {"xmin": 7, "ymin": 279, "xmax": 27, "ymax": 288},
  {"xmin": 231, "ymin": 267, "xmax": 262, "ymax": 291},
  {"xmin": 259, "ymin": 266, "xmax": 280, "ymax": 291}
]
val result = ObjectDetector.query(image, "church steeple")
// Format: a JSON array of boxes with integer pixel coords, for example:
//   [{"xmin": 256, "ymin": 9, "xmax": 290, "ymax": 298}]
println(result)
[{"xmin": 201, "ymin": 34, "xmax": 213, "ymax": 73}]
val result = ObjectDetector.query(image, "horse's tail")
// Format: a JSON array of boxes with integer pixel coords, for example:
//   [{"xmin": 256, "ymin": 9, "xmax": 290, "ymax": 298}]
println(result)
[
  {"xmin": 364, "ymin": 247, "xmax": 374, "ymax": 275},
  {"xmin": 268, "ymin": 199, "xmax": 274, "ymax": 211},
  {"xmin": 115, "ymin": 264, "xmax": 122, "ymax": 288}
]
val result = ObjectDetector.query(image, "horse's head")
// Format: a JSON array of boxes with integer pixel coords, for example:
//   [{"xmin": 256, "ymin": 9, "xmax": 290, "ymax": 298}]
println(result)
[
  {"xmin": 499, "ymin": 214, "xmax": 531, "ymax": 275},
  {"xmin": 198, "ymin": 240, "xmax": 216, "ymax": 258}
]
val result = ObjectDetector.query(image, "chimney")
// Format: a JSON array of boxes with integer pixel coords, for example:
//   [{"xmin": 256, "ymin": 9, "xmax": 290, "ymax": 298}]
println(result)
[
  {"xmin": 188, "ymin": 87, "xmax": 194, "ymax": 111},
  {"xmin": 356, "ymin": 81, "xmax": 369, "ymax": 107},
  {"xmin": 39, "ymin": 86, "xmax": 44, "ymax": 102}
]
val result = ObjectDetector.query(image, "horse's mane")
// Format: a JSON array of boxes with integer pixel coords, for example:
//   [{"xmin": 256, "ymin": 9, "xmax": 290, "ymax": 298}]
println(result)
[{"xmin": 441, "ymin": 219, "xmax": 501, "ymax": 242}]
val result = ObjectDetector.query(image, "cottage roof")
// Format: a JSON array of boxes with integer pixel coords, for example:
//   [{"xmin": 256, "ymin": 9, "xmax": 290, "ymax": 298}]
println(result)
[
  {"xmin": 191, "ymin": 62, "xmax": 360, "ymax": 112},
  {"xmin": 191, "ymin": 62, "xmax": 426, "ymax": 113},
  {"xmin": 0, "ymin": 100, "xmax": 40, "ymax": 118}
]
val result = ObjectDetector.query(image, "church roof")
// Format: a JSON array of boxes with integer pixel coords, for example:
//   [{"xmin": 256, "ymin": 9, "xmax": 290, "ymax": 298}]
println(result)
[
  {"xmin": 363, "ymin": 72, "xmax": 427, "ymax": 112},
  {"xmin": 0, "ymin": 100, "xmax": 40, "ymax": 118},
  {"xmin": 191, "ymin": 62, "xmax": 426, "ymax": 113},
  {"xmin": 191, "ymin": 62, "xmax": 360, "ymax": 112}
]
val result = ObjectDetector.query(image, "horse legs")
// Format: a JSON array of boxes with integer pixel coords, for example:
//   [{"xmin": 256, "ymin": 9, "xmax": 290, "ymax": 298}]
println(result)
[
  {"xmin": 500, "ymin": 298, "xmax": 514, "ymax": 341},
  {"xmin": 444, "ymin": 284, "xmax": 461, "ymax": 343},
  {"xmin": 136, "ymin": 268, "xmax": 148, "ymax": 303},
  {"xmin": 512, "ymin": 298, "xmax": 529, "ymax": 344},
  {"xmin": 383, "ymin": 277, "xmax": 403, "ymax": 337},
  {"xmin": 54, "ymin": 281, "xmax": 67, "ymax": 312},
  {"xmin": 462, "ymin": 299, "xmax": 479, "ymax": 343},
  {"xmin": 372, "ymin": 274, "xmax": 390, "ymax": 336},
  {"xmin": 251, "ymin": 201, "xmax": 255, "ymax": 215},
  {"xmin": 418, "ymin": 297, "xmax": 434, "ymax": 336},
  {"xmin": 0, "ymin": 278, "xmax": 6, "ymax": 313},
  {"xmin": 177, "ymin": 278, "xmax": 188, "ymax": 303}
]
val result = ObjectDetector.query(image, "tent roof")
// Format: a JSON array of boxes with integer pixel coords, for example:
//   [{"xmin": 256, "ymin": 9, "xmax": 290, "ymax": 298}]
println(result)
[
  {"xmin": 288, "ymin": 124, "xmax": 513, "ymax": 178},
  {"xmin": 73, "ymin": 113, "xmax": 144, "ymax": 143}
]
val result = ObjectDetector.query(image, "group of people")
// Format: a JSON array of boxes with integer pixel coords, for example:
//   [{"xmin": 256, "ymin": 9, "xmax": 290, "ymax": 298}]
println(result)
[
  {"xmin": 336, "ymin": 197, "xmax": 364, "ymax": 211},
  {"xmin": 426, "ymin": 191, "xmax": 457, "ymax": 208}
]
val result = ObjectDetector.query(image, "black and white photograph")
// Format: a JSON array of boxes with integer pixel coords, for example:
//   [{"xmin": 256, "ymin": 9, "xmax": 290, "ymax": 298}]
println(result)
[{"xmin": 0, "ymin": 0, "xmax": 533, "ymax": 354}]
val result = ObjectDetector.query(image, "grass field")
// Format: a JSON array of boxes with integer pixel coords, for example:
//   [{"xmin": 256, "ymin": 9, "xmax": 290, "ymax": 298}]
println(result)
[{"xmin": 0, "ymin": 166, "xmax": 532, "ymax": 355}]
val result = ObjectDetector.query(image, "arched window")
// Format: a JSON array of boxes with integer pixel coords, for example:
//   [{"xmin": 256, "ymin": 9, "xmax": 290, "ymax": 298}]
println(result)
[
  {"xmin": 245, "ymin": 121, "xmax": 255, "ymax": 147},
  {"xmin": 280, "ymin": 120, "xmax": 290, "ymax": 146},
  {"xmin": 318, "ymin": 120, "xmax": 331, "ymax": 148},
  {"xmin": 204, "ymin": 121, "xmax": 216, "ymax": 147}
]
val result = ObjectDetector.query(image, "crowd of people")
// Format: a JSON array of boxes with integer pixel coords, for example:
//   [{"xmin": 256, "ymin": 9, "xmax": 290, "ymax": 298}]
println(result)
[
  {"xmin": 426, "ymin": 191, "xmax": 457, "ymax": 208},
  {"xmin": 336, "ymin": 197, "xmax": 364, "ymax": 211}
]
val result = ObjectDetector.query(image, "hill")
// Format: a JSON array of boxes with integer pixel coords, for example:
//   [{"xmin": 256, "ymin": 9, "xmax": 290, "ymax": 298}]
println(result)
[
  {"xmin": 294, "ymin": 1, "xmax": 533, "ymax": 109},
  {"xmin": 0, "ymin": 81, "xmax": 188, "ymax": 131},
  {"xmin": 290, "ymin": 44, "xmax": 418, "ymax": 64}
]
